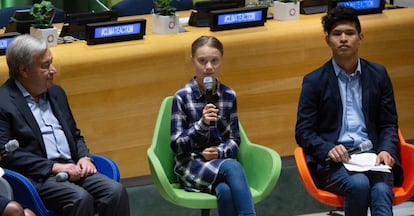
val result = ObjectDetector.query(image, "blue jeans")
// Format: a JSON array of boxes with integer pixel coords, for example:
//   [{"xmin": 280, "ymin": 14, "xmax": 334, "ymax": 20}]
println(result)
[
  {"xmin": 317, "ymin": 164, "xmax": 394, "ymax": 216},
  {"xmin": 213, "ymin": 160, "xmax": 255, "ymax": 216}
]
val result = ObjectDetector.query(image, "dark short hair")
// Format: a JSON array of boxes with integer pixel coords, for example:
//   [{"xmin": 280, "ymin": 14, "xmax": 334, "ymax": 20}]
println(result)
[
  {"xmin": 322, "ymin": 6, "xmax": 361, "ymax": 34},
  {"xmin": 191, "ymin": 36, "xmax": 223, "ymax": 57}
]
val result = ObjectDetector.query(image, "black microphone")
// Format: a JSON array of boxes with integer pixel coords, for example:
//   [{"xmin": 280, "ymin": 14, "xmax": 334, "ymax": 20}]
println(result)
[
  {"xmin": 0, "ymin": 139, "xmax": 19, "ymax": 153},
  {"xmin": 203, "ymin": 76, "xmax": 214, "ymax": 105},
  {"xmin": 325, "ymin": 140, "xmax": 373, "ymax": 163},
  {"xmin": 203, "ymin": 76, "xmax": 216, "ymax": 126}
]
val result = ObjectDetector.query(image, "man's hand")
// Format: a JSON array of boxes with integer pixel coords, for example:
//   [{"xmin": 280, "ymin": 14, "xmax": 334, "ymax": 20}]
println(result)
[
  {"xmin": 77, "ymin": 157, "xmax": 97, "ymax": 178},
  {"xmin": 52, "ymin": 163, "xmax": 82, "ymax": 181},
  {"xmin": 376, "ymin": 151, "xmax": 395, "ymax": 167},
  {"xmin": 327, "ymin": 144, "xmax": 350, "ymax": 163},
  {"xmin": 52, "ymin": 158, "xmax": 97, "ymax": 182},
  {"xmin": 202, "ymin": 147, "xmax": 219, "ymax": 161}
]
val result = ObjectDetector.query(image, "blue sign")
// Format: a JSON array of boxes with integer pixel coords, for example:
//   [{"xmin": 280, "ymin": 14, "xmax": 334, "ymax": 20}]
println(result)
[
  {"xmin": 86, "ymin": 19, "xmax": 146, "ymax": 45},
  {"xmin": 217, "ymin": 10, "xmax": 263, "ymax": 26},
  {"xmin": 0, "ymin": 37, "xmax": 15, "ymax": 50},
  {"xmin": 337, "ymin": 0, "xmax": 381, "ymax": 10},
  {"xmin": 94, "ymin": 23, "xmax": 142, "ymax": 39}
]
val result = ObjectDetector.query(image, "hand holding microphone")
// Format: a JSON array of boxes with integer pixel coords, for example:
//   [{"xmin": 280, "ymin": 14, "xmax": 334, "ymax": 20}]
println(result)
[
  {"xmin": 203, "ymin": 76, "xmax": 218, "ymax": 125},
  {"xmin": 202, "ymin": 104, "xmax": 219, "ymax": 126},
  {"xmin": 325, "ymin": 140, "xmax": 373, "ymax": 163},
  {"xmin": 52, "ymin": 163, "xmax": 82, "ymax": 182}
]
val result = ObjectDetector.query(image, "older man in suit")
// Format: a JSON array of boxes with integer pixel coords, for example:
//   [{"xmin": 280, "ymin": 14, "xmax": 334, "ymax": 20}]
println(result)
[
  {"xmin": 295, "ymin": 6, "xmax": 402, "ymax": 216},
  {"xmin": 0, "ymin": 34, "xmax": 130, "ymax": 216}
]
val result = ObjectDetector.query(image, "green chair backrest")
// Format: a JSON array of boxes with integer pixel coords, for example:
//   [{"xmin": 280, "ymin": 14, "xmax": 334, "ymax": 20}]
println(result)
[{"xmin": 151, "ymin": 96, "xmax": 177, "ymax": 184}]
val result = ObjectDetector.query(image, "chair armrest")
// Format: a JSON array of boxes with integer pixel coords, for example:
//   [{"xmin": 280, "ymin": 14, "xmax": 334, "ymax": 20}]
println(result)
[
  {"xmin": 3, "ymin": 169, "xmax": 55, "ymax": 216},
  {"xmin": 294, "ymin": 147, "xmax": 317, "ymax": 192},
  {"xmin": 91, "ymin": 154, "xmax": 120, "ymax": 182},
  {"xmin": 238, "ymin": 141, "xmax": 281, "ymax": 203},
  {"xmin": 294, "ymin": 147, "xmax": 344, "ymax": 207},
  {"xmin": 394, "ymin": 133, "xmax": 414, "ymax": 205},
  {"xmin": 236, "ymin": 123, "xmax": 281, "ymax": 203},
  {"xmin": 398, "ymin": 129, "xmax": 414, "ymax": 190},
  {"xmin": 147, "ymin": 146, "xmax": 178, "ymax": 204},
  {"xmin": 399, "ymin": 141, "xmax": 414, "ymax": 188}
]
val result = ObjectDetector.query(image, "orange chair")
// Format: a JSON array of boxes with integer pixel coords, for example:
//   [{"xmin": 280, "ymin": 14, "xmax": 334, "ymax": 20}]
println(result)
[{"xmin": 294, "ymin": 129, "xmax": 414, "ymax": 208}]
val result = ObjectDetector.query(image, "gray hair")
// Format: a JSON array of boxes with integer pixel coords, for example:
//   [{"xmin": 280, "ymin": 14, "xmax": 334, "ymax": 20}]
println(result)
[{"xmin": 6, "ymin": 34, "xmax": 48, "ymax": 80}]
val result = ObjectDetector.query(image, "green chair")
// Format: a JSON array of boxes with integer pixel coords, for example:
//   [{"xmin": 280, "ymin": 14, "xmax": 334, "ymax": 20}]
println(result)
[{"xmin": 147, "ymin": 96, "xmax": 282, "ymax": 216}]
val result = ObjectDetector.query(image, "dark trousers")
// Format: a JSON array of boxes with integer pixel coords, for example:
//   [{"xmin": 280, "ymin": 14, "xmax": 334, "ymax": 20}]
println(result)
[
  {"xmin": 316, "ymin": 164, "xmax": 393, "ymax": 216},
  {"xmin": 32, "ymin": 173, "xmax": 130, "ymax": 216}
]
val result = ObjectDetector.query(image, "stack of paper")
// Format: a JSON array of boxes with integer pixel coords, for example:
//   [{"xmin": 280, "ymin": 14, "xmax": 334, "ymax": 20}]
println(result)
[{"xmin": 343, "ymin": 153, "xmax": 391, "ymax": 173}]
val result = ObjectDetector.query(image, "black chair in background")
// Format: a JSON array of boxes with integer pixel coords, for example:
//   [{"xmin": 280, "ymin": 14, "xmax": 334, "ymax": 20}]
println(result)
[
  {"xmin": 111, "ymin": 0, "xmax": 193, "ymax": 17},
  {"xmin": 0, "ymin": 5, "xmax": 64, "ymax": 29}
]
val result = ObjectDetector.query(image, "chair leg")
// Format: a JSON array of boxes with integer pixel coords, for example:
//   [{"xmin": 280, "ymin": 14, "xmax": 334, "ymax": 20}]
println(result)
[
  {"xmin": 328, "ymin": 207, "xmax": 344, "ymax": 216},
  {"xmin": 201, "ymin": 209, "xmax": 210, "ymax": 216}
]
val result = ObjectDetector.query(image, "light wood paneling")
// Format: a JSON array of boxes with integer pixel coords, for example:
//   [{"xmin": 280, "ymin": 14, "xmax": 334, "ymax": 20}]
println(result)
[{"xmin": 0, "ymin": 8, "xmax": 413, "ymax": 178}]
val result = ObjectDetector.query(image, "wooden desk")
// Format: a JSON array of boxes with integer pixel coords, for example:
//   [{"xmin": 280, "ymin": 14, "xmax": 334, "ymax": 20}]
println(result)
[{"xmin": 1, "ymin": 8, "xmax": 413, "ymax": 178}]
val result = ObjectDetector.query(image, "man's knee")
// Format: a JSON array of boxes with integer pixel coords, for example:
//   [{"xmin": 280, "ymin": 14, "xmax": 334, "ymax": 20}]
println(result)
[
  {"xmin": 100, "ymin": 180, "xmax": 128, "ymax": 205},
  {"xmin": 110, "ymin": 180, "xmax": 123, "ymax": 194},
  {"xmin": 372, "ymin": 182, "xmax": 393, "ymax": 197},
  {"xmin": 61, "ymin": 189, "xmax": 94, "ymax": 215},
  {"xmin": 345, "ymin": 174, "xmax": 370, "ymax": 193},
  {"xmin": 76, "ymin": 188, "xmax": 94, "ymax": 203}
]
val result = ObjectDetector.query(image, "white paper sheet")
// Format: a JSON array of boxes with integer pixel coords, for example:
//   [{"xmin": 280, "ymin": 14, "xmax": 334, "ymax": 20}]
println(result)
[{"xmin": 343, "ymin": 153, "xmax": 391, "ymax": 173}]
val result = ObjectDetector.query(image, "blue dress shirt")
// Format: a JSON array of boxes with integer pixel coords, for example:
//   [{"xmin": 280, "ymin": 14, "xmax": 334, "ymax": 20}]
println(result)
[{"xmin": 333, "ymin": 59, "xmax": 369, "ymax": 149}]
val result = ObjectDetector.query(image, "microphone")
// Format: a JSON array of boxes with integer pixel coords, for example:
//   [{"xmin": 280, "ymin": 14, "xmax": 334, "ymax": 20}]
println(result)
[
  {"xmin": 203, "ymin": 76, "xmax": 214, "ymax": 105},
  {"xmin": 203, "ymin": 76, "xmax": 216, "ymax": 126},
  {"xmin": 0, "ymin": 139, "xmax": 19, "ymax": 153},
  {"xmin": 348, "ymin": 140, "xmax": 373, "ymax": 155},
  {"xmin": 94, "ymin": 0, "xmax": 110, "ymax": 11},
  {"xmin": 325, "ymin": 140, "xmax": 373, "ymax": 163},
  {"xmin": 56, "ymin": 172, "xmax": 69, "ymax": 182}
]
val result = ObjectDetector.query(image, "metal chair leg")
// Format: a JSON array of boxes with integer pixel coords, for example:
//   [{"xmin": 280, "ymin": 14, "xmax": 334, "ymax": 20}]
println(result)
[
  {"xmin": 328, "ymin": 207, "xmax": 344, "ymax": 216},
  {"xmin": 201, "ymin": 209, "xmax": 210, "ymax": 216}
]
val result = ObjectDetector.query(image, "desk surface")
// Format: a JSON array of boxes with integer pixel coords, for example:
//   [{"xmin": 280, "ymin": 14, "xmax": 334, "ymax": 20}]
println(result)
[{"xmin": 1, "ymin": 8, "xmax": 413, "ymax": 178}]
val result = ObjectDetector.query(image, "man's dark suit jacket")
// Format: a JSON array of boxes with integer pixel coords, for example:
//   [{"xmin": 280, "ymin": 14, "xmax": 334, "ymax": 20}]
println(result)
[
  {"xmin": 0, "ymin": 78, "xmax": 91, "ymax": 182},
  {"xmin": 295, "ymin": 58, "xmax": 403, "ymax": 186}
]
